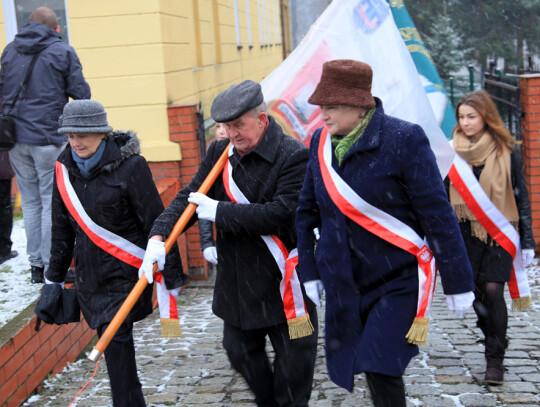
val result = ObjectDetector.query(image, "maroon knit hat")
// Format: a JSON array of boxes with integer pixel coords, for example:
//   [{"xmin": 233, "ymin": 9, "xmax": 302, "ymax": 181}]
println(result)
[{"xmin": 308, "ymin": 59, "xmax": 376, "ymax": 109}]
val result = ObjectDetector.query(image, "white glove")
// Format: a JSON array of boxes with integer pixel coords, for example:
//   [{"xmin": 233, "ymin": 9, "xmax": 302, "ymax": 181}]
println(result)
[
  {"xmin": 445, "ymin": 291, "xmax": 475, "ymax": 318},
  {"xmin": 188, "ymin": 192, "xmax": 218, "ymax": 222},
  {"xmin": 44, "ymin": 277, "xmax": 65, "ymax": 288},
  {"xmin": 203, "ymin": 246, "xmax": 218, "ymax": 265},
  {"xmin": 303, "ymin": 280, "xmax": 324, "ymax": 308},
  {"xmin": 522, "ymin": 249, "xmax": 535, "ymax": 268},
  {"xmin": 139, "ymin": 239, "xmax": 166, "ymax": 284},
  {"xmin": 169, "ymin": 287, "xmax": 181, "ymax": 297}
]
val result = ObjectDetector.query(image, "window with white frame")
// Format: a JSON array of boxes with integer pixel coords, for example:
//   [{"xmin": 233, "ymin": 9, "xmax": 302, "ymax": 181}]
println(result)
[
  {"xmin": 267, "ymin": 0, "xmax": 272, "ymax": 45},
  {"xmin": 245, "ymin": 0, "xmax": 252, "ymax": 48},
  {"xmin": 234, "ymin": 0, "xmax": 242, "ymax": 49},
  {"xmin": 2, "ymin": 0, "xmax": 70, "ymax": 43}
]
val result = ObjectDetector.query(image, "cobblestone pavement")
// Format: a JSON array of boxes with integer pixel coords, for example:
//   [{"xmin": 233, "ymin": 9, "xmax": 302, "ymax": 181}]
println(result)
[{"xmin": 25, "ymin": 276, "xmax": 540, "ymax": 407}]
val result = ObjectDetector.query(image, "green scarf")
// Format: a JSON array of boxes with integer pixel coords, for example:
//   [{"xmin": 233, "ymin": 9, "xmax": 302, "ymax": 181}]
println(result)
[{"xmin": 331, "ymin": 108, "xmax": 375, "ymax": 165}]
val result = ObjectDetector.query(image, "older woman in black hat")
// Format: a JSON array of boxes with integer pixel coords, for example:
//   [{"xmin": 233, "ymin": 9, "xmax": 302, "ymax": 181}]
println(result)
[
  {"xmin": 44, "ymin": 100, "xmax": 186, "ymax": 407},
  {"xmin": 296, "ymin": 59, "xmax": 475, "ymax": 406}
]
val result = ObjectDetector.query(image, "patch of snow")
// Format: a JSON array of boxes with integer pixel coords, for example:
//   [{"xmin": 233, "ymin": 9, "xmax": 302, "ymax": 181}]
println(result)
[{"xmin": 0, "ymin": 219, "xmax": 41, "ymax": 328}]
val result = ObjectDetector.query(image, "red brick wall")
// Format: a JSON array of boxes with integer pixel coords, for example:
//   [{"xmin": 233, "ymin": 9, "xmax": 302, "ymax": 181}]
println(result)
[
  {"xmin": 520, "ymin": 74, "xmax": 540, "ymax": 247},
  {"xmin": 0, "ymin": 311, "xmax": 95, "ymax": 407},
  {"xmin": 151, "ymin": 177, "xmax": 189, "ymax": 276},
  {"xmin": 147, "ymin": 103, "xmax": 209, "ymax": 280}
]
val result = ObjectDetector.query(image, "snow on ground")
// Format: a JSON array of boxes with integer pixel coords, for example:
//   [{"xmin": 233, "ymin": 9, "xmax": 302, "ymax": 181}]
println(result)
[
  {"xmin": 0, "ymin": 218, "xmax": 41, "ymax": 328},
  {"xmin": 1, "ymin": 217, "xmax": 540, "ymax": 329}
]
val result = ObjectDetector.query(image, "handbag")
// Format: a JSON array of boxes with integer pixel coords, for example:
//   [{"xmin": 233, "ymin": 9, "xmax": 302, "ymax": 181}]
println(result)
[
  {"xmin": 34, "ymin": 283, "xmax": 81, "ymax": 326},
  {"xmin": 0, "ymin": 114, "xmax": 16, "ymax": 151},
  {"xmin": 0, "ymin": 53, "xmax": 39, "ymax": 151}
]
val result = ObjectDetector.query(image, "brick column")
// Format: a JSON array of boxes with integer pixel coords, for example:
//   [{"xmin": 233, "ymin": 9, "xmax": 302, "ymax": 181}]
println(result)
[
  {"xmin": 520, "ymin": 74, "xmax": 540, "ymax": 248},
  {"xmin": 154, "ymin": 103, "xmax": 207, "ymax": 280}
]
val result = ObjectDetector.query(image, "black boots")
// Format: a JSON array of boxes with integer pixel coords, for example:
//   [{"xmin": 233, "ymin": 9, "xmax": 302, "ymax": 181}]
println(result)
[
  {"xmin": 31, "ymin": 265, "xmax": 44, "ymax": 284},
  {"xmin": 485, "ymin": 336, "xmax": 508, "ymax": 385},
  {"xmin": 0, "ymin": 250, "xmax": 17, "ymax": 264},
  {"xmin": 485, "ymin": 363, "xmax": 504, "ymax": 385}
]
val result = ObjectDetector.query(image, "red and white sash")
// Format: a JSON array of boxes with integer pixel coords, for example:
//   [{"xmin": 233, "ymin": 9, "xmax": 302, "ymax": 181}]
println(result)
[
  {"xmin": 222, "ymin": 144, "xmax": 314, "ymax": 339},
  {"xmin": 55, "ymin": 161, "xmax": 182, "ymax": 336},
  {"xmin": 447, "ymin": 146, "xmax": 531, "ymax": 310},
  {"xmin": 317, "ymin": 127, "xmax": 437, "ymax": 345}
]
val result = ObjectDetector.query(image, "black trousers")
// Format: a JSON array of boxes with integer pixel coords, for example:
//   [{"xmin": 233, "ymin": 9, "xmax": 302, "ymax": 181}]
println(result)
[
  {"xmin": 97, "ymin": 323, "xmax": 146, "ymax": 407},
  {"xmin": 0, "ymin": 178, "xmax": 13, "ymax": 257},
  {"xmin": 222, "ymin": 311, "xmax": 318, "ymax": 407},
  {"xmin": 365, "ymin": 372, "xmax": 406, "ymax": 407}
]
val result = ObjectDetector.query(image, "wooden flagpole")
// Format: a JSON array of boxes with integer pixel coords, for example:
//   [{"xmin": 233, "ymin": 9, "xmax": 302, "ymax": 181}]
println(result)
[{"xmin": 88, "ymin": 142, "xmax": 231, "ymax": 362}]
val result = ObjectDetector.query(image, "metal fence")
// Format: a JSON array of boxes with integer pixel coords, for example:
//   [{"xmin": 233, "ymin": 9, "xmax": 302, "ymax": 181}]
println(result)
[{"xmin": 483, "ymin": 72, "xmax": 522, "ymax": 141}]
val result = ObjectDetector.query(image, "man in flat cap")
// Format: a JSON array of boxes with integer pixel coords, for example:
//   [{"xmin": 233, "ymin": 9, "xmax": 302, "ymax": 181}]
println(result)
[{"xmin": 141, "ymin": 80, "xmax": 318, "ymax": 406}]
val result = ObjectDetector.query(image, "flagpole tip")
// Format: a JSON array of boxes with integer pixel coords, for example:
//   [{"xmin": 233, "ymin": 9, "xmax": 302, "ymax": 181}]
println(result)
[{"xmin": 88, "ymin": 348, "xmax": 102, "ymax": 362}]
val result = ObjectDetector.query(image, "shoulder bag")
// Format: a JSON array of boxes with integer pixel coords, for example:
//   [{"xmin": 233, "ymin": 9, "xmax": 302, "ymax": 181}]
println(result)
[{"xmin": 0, "ymin": 53, "xmax": 39, "ymax": 151}]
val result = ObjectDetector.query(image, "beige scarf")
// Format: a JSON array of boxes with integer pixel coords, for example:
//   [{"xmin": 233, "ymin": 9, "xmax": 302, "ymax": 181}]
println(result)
[{"xmin": 450, "ymin": 131, "xmax": 519, "ymax": 243}]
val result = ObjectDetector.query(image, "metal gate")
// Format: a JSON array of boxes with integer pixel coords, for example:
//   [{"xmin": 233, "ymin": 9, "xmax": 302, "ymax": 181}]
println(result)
[{"xmin": 483, "ymin": 73, "xmax": 522, "ymax": 141}]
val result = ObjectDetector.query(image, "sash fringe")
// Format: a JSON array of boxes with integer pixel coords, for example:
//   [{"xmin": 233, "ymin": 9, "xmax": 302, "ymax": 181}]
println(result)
[
  {"xmin": 405, "ymin": 317, "xmax": 429, "ymax": 346},
  {"xmin": 511, "ymin": 296, "xmax": 531, "ymax": 311},
  {"xmin": 287, "ymin": 314, "xmax": 314, "ymax": 339},
  {"xmin": 160, "ymin": 318, "xmax": 182, "ymax": 337},
  {"xmin": 454, "ymin": 204, "xmax": 519, "ymax": 245}
]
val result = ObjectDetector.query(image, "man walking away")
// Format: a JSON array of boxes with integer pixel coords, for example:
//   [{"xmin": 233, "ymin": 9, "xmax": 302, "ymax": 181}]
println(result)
[{"xmin": 0, "ymin": 6, "xmax": 91, "ymax": 283}]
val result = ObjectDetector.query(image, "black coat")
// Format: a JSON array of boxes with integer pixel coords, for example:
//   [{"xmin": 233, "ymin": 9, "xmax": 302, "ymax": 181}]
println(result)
[
  {"xmin": 151, "ymin": 117, "xmax": 312, "ymax": 329},
  {"xmin": 198, "ymin": 219, "xmax": 214, "ymax": 251},
  {"xmin": 46, "ymin": 131, "xmax": 185, "ymax": 329}
]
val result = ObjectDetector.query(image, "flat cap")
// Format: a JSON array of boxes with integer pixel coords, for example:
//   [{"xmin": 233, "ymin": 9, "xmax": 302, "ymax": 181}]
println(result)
[{"xmin": 211, "ymin": 80, "xmax": 264, "ymax": 122}]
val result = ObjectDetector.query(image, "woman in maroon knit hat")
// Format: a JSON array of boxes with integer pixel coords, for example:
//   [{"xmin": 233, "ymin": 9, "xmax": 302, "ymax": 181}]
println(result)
[{"xmin": 296, "ymin": 59, "xmax": 475, "ymax": 406}]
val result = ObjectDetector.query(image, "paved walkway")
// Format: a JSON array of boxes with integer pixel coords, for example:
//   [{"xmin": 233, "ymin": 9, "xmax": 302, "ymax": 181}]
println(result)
[{"xmin": 25, "ymin": 273, "xmax": 540, "ymax": 407}]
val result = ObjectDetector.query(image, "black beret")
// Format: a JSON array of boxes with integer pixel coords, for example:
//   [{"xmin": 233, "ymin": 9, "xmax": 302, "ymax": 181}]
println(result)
[{"xmin": 211, "ymin": 80, "xmax": 264, "ymax": 122}]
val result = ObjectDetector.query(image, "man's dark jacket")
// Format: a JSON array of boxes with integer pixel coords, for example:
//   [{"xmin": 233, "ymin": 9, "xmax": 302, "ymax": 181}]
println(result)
[
  {"xmin": 0, "ymin": 22, "xmax": 90, "ymax": 146},
  {"xmin": 151, "ymin": 117, "xmax": 312, "ymax": 329}
]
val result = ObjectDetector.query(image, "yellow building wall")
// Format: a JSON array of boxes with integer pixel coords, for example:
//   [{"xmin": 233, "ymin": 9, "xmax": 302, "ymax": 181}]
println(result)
[
  {"xmin": 161, "ymin": 0, "xmax": 286, "ymax": 138},
  {"xmin": 0, "ymin": 0, "xmax": 287, "ymax": 162}
]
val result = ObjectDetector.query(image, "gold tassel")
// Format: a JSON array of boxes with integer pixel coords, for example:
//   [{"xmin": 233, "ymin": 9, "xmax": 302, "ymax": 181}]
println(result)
[
  {"xmin": 160, "ymin": 318, "xmax": 182, "ymax": 337},
  {"xmin": 512, "ymin": 296, "xmax": 531, "ymax": 312},
  {"xmin": 287, "ymin": 314, "xmax": 314, "ymax": 340},
  {"xmin": 405, "ymin": 317, "xmax": 429, "ymax": 346}
]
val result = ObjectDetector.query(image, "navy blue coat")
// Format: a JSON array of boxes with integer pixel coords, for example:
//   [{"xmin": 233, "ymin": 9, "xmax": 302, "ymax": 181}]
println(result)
[
  {"xmin": 0, "ymin": 22, "xmax": 90, "ymax": 146},
  {"xmin": 296, "ymin": 100, "xmax": 474, "ymax": 391}
]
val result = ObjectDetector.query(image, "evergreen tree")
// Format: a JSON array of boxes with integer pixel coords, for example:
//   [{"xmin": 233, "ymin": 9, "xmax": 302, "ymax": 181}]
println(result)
[
  {"xmin": 424, "ymin": 15, "xmax": 470, "ymax": 78},
  {"xmin": 405, "ymin": 0, "xmax": 540, "ymax": 73}
]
